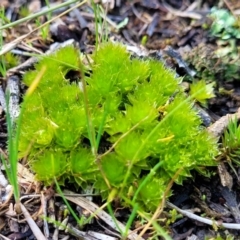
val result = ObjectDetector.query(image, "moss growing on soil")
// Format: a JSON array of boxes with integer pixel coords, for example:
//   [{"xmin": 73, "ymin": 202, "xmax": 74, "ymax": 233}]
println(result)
[{"xmin": 19, "ymin": 42, "xmax": 218, "ymax": 211}]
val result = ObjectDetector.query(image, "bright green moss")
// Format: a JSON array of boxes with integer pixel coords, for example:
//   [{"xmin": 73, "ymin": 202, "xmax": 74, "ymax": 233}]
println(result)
[
  {"xmin": 30, "ymin": 149, "xmax": 67, "ymax": 185},
  {"xmin": 19, "ymin": 42, "xmax": 218, "ymax": 211},
  {"xmin": 69, "ymin": 147, "xmax": 98, "ymax": 187},
  {"xmin": 3, "ymin": 52, "xmax": 20, "ymax": 70}
]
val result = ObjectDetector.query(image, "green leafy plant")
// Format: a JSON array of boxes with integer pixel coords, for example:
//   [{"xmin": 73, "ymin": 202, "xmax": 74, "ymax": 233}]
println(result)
[
  {"xmin": 19, "ymin": 42, "xmax": 218, "ymax": 211},
  {"xmin": 35, "ymin": 0, "xmax": 52, "ymax": 41},
  {"xmin": 0, "ymin": 8, "xmax": 21, "ymax": 202},
  {"xmin": 91, "ymin": 0, "xmax": 109, "ymax": 47},
  {"xmin": 0, "ymin": 7, "xmax": 8, "ymax": 77},
  {"xmin": 209, "ymin": 8, "xmax": 240, "ymax": 81},
  {"xmin": 2, "ymin": 52, "xmax": 20, "ymax": 70},
  {"xmin": 210, "ymin": 7, "xmax": 240, "ymax": 40},
  {"xmin": 222, "ymin": 118, "xmax": 240, "ymax": 165},
  {"xmin": 189, "ymin": 80, "xmax": 215, "ymax": 106},
  {"xmin": 19, "ymin": 6, "xmax": 30, "ymax": 18},
  {"xmin": 0, "ymin": 66, "xmax": 46, "ymax": 204},
  {"xmin": 1, "ymin": 91, "xmax": 20, "ymax": 201},
  {"xmin": 35, "ymin": 17, "xmax": 50, "ymax": 41}
]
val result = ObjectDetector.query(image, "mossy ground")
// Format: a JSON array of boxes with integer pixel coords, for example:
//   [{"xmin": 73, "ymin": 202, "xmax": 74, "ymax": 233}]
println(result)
[
  {"xmin": 19, "ymin": 42, "xmax": 218, "ymax": 213},
  {"xmin": 1, "ymin": 1, "xmax": 240, "ymax": 239}
]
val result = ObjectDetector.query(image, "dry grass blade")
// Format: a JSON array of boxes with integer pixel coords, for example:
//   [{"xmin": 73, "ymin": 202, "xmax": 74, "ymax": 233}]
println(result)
[
  {"xmin": 138, "ymin": 169, "xmax": 182, "ymax": 239},
  {"xmin": 0, "ymin": 34, "xmax": 29, "ymax": 56},
  {"xmin": 207, "ymin": 107, "xmax": 240, "ymax": 138},
  {"xmin": 20, "ymin": 202, "xmax": 46, "ymax": 240},
  {"xmin": 166, "ymin": 201, "xmax": 240, "ymax": 230},
  {"xmin": 6, "ymin": 39, "xmax": 75, "ymax": 76},
  {"xmin": 207, "ymin": 108, "xmax": 240, "ymax": 189},
  {"xmin": 0, "ymin": 0, "xmax": 88, "ymax": 56},
  {"xmin": 63, "ymin": 195, "xmax": 144, "ymax": 240},
  {"xmin": 0, "ymin": 233, "xmax": 11, "ymax": 240},
  {"xmin": 162, "ymin": 0, "xmax": 202, "ymax": 19}
]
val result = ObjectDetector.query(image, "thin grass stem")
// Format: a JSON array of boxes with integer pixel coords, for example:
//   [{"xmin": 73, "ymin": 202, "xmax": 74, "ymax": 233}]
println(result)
[
  {"xmin": 0, "ymin": 0, "xmax": 80, "ymax": 30},
  {"xmin": 120, "ymin": 86, "xmax": 209, "ymax": 196}
]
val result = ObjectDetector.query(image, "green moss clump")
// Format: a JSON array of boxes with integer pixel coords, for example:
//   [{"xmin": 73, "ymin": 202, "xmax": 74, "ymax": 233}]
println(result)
[{"xmin": 19, "ymin": 42, "xmax": 218, "ymax": 211}]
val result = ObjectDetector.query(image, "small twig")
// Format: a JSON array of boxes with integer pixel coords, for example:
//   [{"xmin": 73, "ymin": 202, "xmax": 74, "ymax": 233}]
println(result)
[
  {"xmin": 0, "ymin": 0, "xmax": 88, "ymax": 56},
  {"xmin": 6, "ymin": 75, "xmax": 20, "ymax": 123},
  {"xmin": 162, "ymin": 0, "xmax": 202, "ymax": 19},
  {"xmin": 61, "ymin": 236, "xmax": 70, "ymax": 240},
  {"xmin": 0, "ymin": 85, "xmax": 6, "ymax": 111},
  {"xmin": 207, "ymin": 107, "xmax": 240, "ymax": 139},
  {"xmin": 0, "ymin": 233, "xmax": 11, "ymax": 240},
  {"xmin": 7, "ymin": 39, "xmax": 75, "ymax": 75},
  {"xmin": 206, "ymin": 108, "xmax": 240, "ymax": 189},
  {"xmin": 19, "ymin": 42, "xmax": 43, "ymax": 54},
  {"xmin": 20, "ymin": 202, "xmax": 46, "ymax": 240},
  {"xmin": 71, "ymin": 8, "xmax": 88, "ymax": 29},
  {"xmin": 65, "ymin": 224, "xmax": 92, "ymax": 239},
  {"xmin": 166, "ymin": 201, "xmax": 240, "ymax": 230},
  {"xmin": 131, "ymin": 4, "xmax": 151, "ymax": 24},
  {"xmin": 0, "ymin": 0, "xmax": 79, "ymax": 30},
  {"xmin": 78, "ymin": 10, "xmax": 118, "ymax": 29},
  {"xmin": 96, "ymin": 219, "xmax": 121, "ymax": 238},
  {"xmin": 11, "ymin": 49, "xmax": 37, "ymax": 57},
  {"xmin": 63, "ymin": 195, "xmax": 144, "ymax": 240},
  {"xmin": 41, "ymin": 192, "xmax": 50, "ymax": 239},
  {"xmin": 48, "ymin": 198, "xmax": 56, "ymax": 224}
]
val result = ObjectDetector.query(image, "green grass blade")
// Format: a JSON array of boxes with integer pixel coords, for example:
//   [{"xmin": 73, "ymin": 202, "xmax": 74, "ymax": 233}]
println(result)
[
  {"xmin": 54, "ymin": 178, "xmax": 83, "ymax": 226},
  {"xmin": 122, "ymin": 204, "xmax": 138, "ymax": 239},
  {"xmin": 5, "ymin": 90, "xmax": 20, "ymax": 200},
  {"xmin": 107, "ymin": 203, "xmax": 123, "ymax": 235},
  {"xmin": 120, "ymin": 86, "xmax": 210, "ymax": 195},
  {"xmin": 0, "ymin": 0, "xmax": 79, "ymax": 30},
  {"xmin": 132, "ymin": 161, "xmax": 163, "ymax": 203}
]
